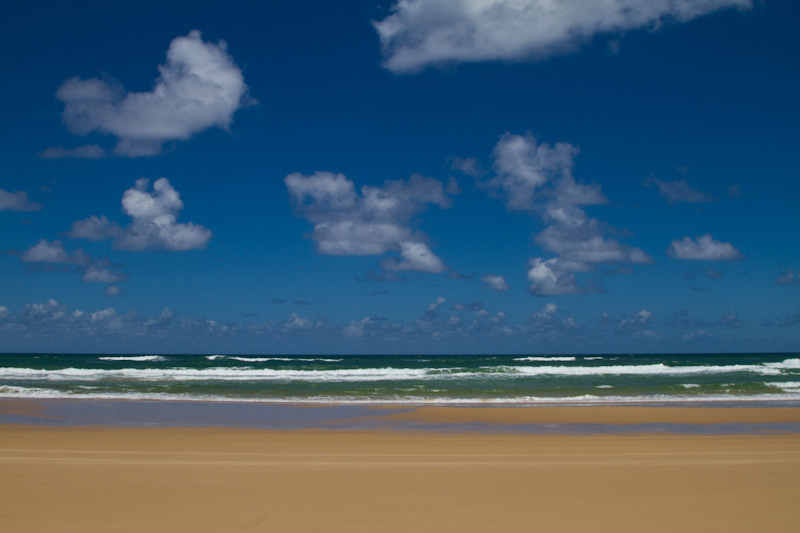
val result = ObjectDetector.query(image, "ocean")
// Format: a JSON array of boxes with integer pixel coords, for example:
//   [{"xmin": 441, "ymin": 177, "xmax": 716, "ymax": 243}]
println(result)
[{"xmin": 1, "ymin": 352, "xmax": 799, "ymax": 405}]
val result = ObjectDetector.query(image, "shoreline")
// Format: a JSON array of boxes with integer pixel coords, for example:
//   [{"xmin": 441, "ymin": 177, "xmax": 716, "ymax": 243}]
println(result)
[{"xmin": 3, "ymin": 398, "xmax": 800, "ymax": 434}]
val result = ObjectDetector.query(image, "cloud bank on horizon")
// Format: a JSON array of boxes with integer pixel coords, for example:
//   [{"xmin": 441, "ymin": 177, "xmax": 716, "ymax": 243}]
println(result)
[{"xmin": 374, "ymin": 0, "xmax": 753, "ymax": 72}]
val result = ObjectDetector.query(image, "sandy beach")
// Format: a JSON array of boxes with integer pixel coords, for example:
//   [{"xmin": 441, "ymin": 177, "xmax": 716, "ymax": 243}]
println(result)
[{"xmin": 2, "ymin": 405, "xmax": 800, "ymax": 532}]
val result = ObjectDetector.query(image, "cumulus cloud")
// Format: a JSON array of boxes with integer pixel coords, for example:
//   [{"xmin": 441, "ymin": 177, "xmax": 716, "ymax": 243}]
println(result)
[
  {"xmin": 536, "ymin": 206, "xmax": 652, "ymax": 264},
  {"xmin": 485, "ymin": 132, "xmax": 651, "ymax": 295},
  {"xmin": 286, "ymin": 171, "xmax": 450, "ymax": 273},
  {"xmin": 643, "ymin": 177, "xmax": 715, "ymax": 204},
  {"xmin": 527, "ymin": 257, "xmax": 589, "ymax": 296},
  {"xmin": 482, "ymin": 274, "xmax": 509, "ymax": 292},
  {"xmin": 69, "ymin": 178, "xmax": 211, "ymax": 251},
  {"xmin": 374, "ymin": 0, "xmax": 752, "ymax": 73},
  {"xmin": 0, "ymin": 189, "xmax": 42, "ymax": 212},
  {"xmin": 489, "ymin": 132, "xmax": 604, "ymax": 211},
  {"xmin": 21, "ymin": 240, "xmax": 90, "ymax": 265},
  {"xmin": 667, "ymin": 234, "xmax": 744, "ymax": 261},
  {"xmin": 19, "ymin": 239, "xmax": 129, "ymax": 288},
  {"xmin": 52, "ymin": 30, "xmax": 249, "ymax": 157}
]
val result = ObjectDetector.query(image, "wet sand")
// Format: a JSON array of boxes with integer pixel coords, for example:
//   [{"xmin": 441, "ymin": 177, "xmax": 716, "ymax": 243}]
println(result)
[{"xmin": 2, "ymin": 406, "xmax": 800, "ymax": 532}]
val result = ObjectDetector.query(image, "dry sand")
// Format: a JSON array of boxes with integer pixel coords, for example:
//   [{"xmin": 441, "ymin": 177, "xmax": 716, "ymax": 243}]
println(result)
[{"xmin": 2, "ymin": 406, "xmax": 800, "ymax": 532}]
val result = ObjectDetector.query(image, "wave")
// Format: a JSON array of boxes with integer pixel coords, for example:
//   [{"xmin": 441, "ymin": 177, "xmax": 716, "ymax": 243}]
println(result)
[
  {"xmin": 514, "ymin": 356, "xmax": 576, "ymax": 362},
  {"xmin": 2, "ymin": 385, "xmax": 800, "ymax": 405},
  {"xmin": 205, "ymin": 355, "xmax": 343, "ymax": 363},
  {"xmin": 99, "ymin": 355, "xmax": 165, "ymax": 362},
  {"xmin": 2, "ymin": 358, "xmax": 797, "ymax": 383}
]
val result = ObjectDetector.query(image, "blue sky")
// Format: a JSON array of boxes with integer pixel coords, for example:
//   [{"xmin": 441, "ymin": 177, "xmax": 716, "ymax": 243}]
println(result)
[{"xmin": 1, "ymin": 0, "xmax": 798, "ymax": 354}]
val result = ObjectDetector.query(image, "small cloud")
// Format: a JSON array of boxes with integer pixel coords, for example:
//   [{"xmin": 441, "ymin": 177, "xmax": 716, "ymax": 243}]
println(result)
[
  {"xmin": 727, "ymin": 184, "xmax": 742, "ymax": 199},
  {"xmin": 452, "ymin": 301, "xmax": 484, "ymax": 312},
  {"xmin": 293, "ymin": 299, "xmax": 310, "ymax": 306},
  {"xmin": 38, "ymin": 145, "xmax": 106, "ymax": 159},
  {"xmin": 240, "ymin": 311, "xmax": 258, "ymax": 317},
  {"xmin": 425, "ymin": 296, "xmax": 447, "ymax": 318},
  {"xmin": 775, "ymin": 268, "xmax": 799, "ymax": 286},
  {"xmin": 705, "ymin": 268, "xmax": 724, "ymax": 279},
  {"xmin": 643, "ymin": 176, "xmax": 715, "ymax": 204},
  {"xmin": 21, "ymin": 240, "xmax": 89, "ymax": 265},
  {"xmin": 481, "ymin": 274, "xmax": 509, "ymax": 292},
  {"xmin": 286, "ymin": 171, "xmax": 450, "ymax": 274},
  {"xmin": 69, "ymin": 178, "xmax": 211, "ymax": 251},
  {"xmin": 104, "ymin": 285, "xmax": 123, "ymax": 297},
  {"xmin": 19, "ymin": 239, "xmax": 129, "ymax": 288},
  {"xmin": 0, "ymin": 189, "xmax": 42, "ymax": 212},
  {"xmin": 667, "ymin": 234, "xmax": 744, "ymax": 261},
  {"xmin": 449, "ymin": 156, "xmax": 483, "ymax": 177},
  {"xmin": 272, "ymin": 298, "xmax": 286, "ymax": 304}
]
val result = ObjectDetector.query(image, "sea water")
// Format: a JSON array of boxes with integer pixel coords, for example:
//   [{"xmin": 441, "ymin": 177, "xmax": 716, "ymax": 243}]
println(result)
[{"xmin": 1, "ymin": 352, "xmax": 799, "ymax": 405}]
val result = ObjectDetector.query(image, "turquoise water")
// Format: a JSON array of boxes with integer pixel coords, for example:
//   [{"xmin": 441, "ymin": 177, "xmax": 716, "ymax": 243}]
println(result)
[{"xmin": 1, "ymin": 352, "xmax": 799, "ymax": 404}]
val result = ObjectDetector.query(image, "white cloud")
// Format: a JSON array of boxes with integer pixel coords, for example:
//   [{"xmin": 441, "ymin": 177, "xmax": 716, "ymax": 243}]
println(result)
[
  {"xmin": 527, "ymin": 257, "xmax": 586, "ymax": 296},
  {"xmin": 81, "ymin": 266, "xmax": 129, "ymax": 284},
  {"xmin": 489, "ymin": 133, "xmax": 607, "ymax": 211},
  {"xmin": 70, "ymin": 178, "xmax": 211, "ymax": 251},
  {"xmin": 53, "ymin": 30, "xmax": 249, "ymax": 157},
  {"xmin": 533, "ymin": 302, "xmax": 558, "ymax": 320},
  {"xmin": 382, "ymin": 242, "xmax": 447, "ymax": 273},
  {"xmin": 643, "ymin": 177, "xmax": 715, "ymax": 204},
  {"xmin": 0, "ymin": 189, "xmax": 42, "ymax": 212},
  {"xmin": 19, "ymin": 240, "xmax": 129, "ymax": 289},
  {"xmin": 286, "ymin": 171, "xmax": 450, "ymax": 273},
  {"xmin": 482, "ymin": 274, "xmax": 509, "ymax": 292},
  {"xmin": 668, "ymin": 234, "xmax": 744, "ymax": 261},
  {"xmin": 536, "ymin": 206, "xmax": 652, "ymax": 265},
  {"xmin": 0, "ymin": 306, "xmax": 9, "ymax": 319},
  {"xmin": 21, "ymin": 240, "xmax": 90, "ymax": 265},
  {"xmin": 284, "ymin": 313, "xmax": 317, "ymax": 331},
  {"xmin": 374, "ymin": 0, "xmax": 752, "ymax": 73},
  {"xmin": 427, "ymin": 296, "xmax": 447, "ymax": 313},
  {"xmin": 486, "ymin": 132, "xmax": 651, "ymax": 295}
]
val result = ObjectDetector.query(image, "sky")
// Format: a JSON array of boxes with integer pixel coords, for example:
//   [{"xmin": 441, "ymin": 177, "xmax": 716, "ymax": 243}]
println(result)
[{"xmin": 1, "ymin": 0, "xmax": 799, "ymax": 354}]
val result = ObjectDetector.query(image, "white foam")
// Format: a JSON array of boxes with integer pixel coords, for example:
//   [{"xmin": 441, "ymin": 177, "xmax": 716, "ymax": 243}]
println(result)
[
  {"xmin": 208, "ymin": 356, "xmax": 343, "ymax": 363},
  {"xmin": 514, "ymin": 356, "xmax": 577, "ymax": 362},
  {"xmin": 0, "ymin": 366, "xmax": 434, "ymax": 382},
  {"xmin": 2, "ymin": 385, "xmax": 800, "ymax": 405},
  {"xmin": 1, "ymin": 357, "xmax": 797, "ymax": 385},
  {"xmin": 99, "ymin": 355, "xmax": 165, "ymax": 362},
  {"xmin": 766, "ymin": 381, "xmax": 800, "ymax": 391}
]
